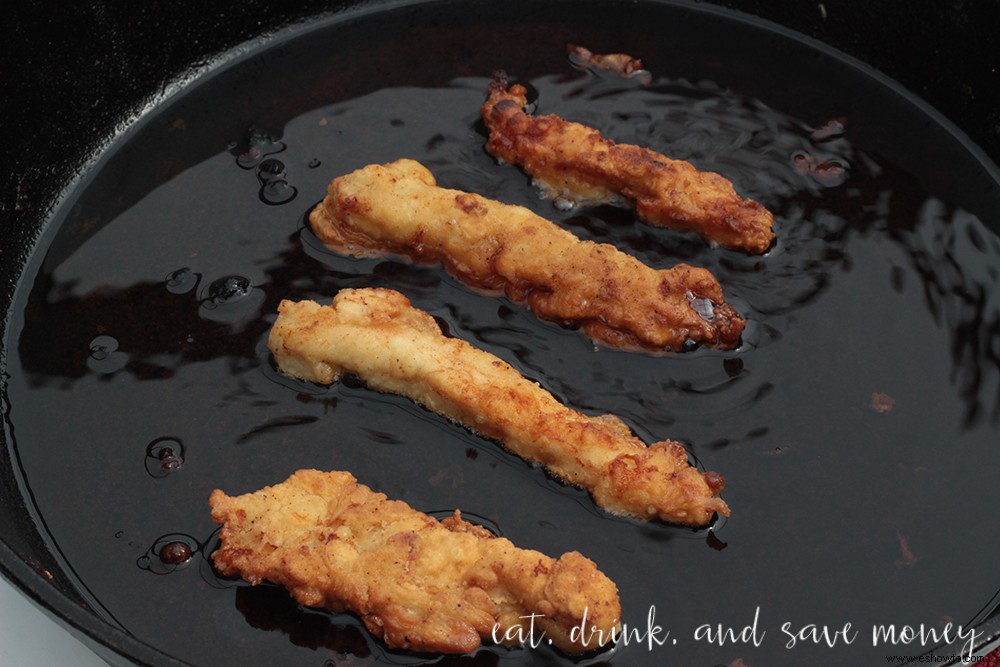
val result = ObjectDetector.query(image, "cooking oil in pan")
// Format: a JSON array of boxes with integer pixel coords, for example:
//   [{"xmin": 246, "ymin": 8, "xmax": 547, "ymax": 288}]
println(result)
[{"xmin": 3, "ymin": 2, "xmax": 1000, "ymax": 665}]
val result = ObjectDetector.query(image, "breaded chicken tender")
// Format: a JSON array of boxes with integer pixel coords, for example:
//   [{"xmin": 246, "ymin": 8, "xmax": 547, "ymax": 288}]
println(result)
[
  {"xmin": 481, "ymin": 73, "xmax": 775, "ymax": 254},
  {"xmin": 567, "ymin": 44, "xmax": 649, "ymax": 82},
  {"xmin": 268, "ymin": 288, "xmax": 729, "ymax": 525},
  {"xmin": 308, "ymin": 159, "xmax": 744, "ymax": 352},
  {"xmin": 210, "ymin": 469, "xmax": 621, "ymax": 654}
]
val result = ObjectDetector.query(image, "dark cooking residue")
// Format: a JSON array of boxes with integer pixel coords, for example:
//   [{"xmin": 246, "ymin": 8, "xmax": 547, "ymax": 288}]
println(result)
[
  {"xmin": 159, "ymin": 541, "xmax": 193, "ymax": 565},
  {"xmin": 138, "ymin": 534, "xmax": 199, "ymax": 574}
]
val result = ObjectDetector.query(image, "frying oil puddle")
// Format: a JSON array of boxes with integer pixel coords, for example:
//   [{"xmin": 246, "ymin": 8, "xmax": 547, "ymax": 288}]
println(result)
[{"xmin": 5, "ymin": 8, "xmax": 1000, "ymax": 666}]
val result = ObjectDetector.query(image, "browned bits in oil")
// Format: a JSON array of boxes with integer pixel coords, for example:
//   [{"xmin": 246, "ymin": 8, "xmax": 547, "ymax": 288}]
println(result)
[
  {"xmin": 144, "ymin": 437, "xmax": 185, "ymax": 478},
  {"xmin": 810, "ymin": 116, "xmax": 848, "ymax": 141},
  {"xmin": 870, "ymin": 391, "xmax": 896, "ymax": 414},
  {"xmin": 791, "ymin": 151, "xmax": 848, "ymax": 185},
  {"xmin": 566, "ymin": 43, "xmax": 649, "ymax": 83},
  {"xmin": 894, "ymin": 531, "xmax": 918, "ymax": 569},
  {"xmin": 159, "ymin": 541, "xmax": 193, "ymax": 565}
]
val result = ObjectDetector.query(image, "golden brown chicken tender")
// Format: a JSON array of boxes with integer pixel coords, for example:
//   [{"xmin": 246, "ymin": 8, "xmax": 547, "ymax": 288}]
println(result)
[
  {"xmin": 268, "ymin": 288, "xmax": 729, "ymax": 526},
  {"xmin": 308, "ymin": 158, "xmax": 744, "ymax": 352},
  {"xmin": 482, "ymin": 73, "xmax": 775, "ymax": 254},
  {"xmin": 210, "ymin": 469, "xmax": 621, "ymax": 654},
  {"xmin": 567, "ymin": 43, "xmax": 649, "ymax": 82}
]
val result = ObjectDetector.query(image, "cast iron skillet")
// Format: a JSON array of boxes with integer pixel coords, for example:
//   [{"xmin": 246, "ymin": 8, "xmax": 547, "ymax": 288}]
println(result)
[{"xmin": 3, "ymin": 1, "xmax": 1000, "ymax": 665}]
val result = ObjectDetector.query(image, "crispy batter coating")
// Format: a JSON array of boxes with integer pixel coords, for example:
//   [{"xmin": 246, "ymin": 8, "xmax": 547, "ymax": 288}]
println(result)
[
  {"xmin": 210, "ymin": 469, "xmax": 621, "ymax": 654},
  {"xmin": 268, "ymin": 288, "xmax": 730, "ymax": 525},
  {"xmin": 481, "ymin": 73, "xmax": 775, "ymax": 254},
  {"xmin": 308, "ymin": 158, "xmax": 744, "ymax": 352}
]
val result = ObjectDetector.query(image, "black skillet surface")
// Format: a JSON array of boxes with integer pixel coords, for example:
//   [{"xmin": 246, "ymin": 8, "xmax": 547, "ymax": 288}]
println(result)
[{"xmin": 3, "ymin": 1, "xmax": 1000, "ymax": 666}]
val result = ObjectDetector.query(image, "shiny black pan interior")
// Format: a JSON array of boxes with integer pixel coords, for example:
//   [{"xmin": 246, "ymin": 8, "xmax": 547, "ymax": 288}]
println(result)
[{"xmin": 3, "ymin": 1, "xmax": 1000, "ymax": 665}]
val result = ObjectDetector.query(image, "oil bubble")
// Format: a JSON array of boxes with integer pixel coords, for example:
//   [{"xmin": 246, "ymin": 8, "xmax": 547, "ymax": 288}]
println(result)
[
  {"xmin": 231, "ymin": 127, "xmax": 286, "ymax": 169},
  {"xmin": 260, "ymin": 179, "xmax": 297, "ymax": 205},
  {"xmin": 257, "ymin": 158, "xmax": 286, "ymax": 181},
  {"xmin": 198, "ymin": 275, "xmax": 265, "ymax": 330},
  {"xmin": 255, "ymin": 158, "xmax": 297, "ymax": 205},
  {"xmin": 89, "ymin": 335, "xmax": 117, "ymax": 360},
  {"xmin": 87, "ymin": 335, "xmax": 128, "ymax": 374},
  {"xmin": 236, "ymin": 145, "xmax": 263, "ymax": 168},
  {"xmin": 144, "ymin": 437, "xmax": 185, "ymax": 478},
  {"xmin": 165, "ymin": 267, "xmax": 199, "ymax": 294},
  {"xmin": 138, "ymin": 534, "xmax": 199, "ymax": 574},
  {"xmin": 201, "ymin": 275, "xmax": 251, "ymax": 309}
]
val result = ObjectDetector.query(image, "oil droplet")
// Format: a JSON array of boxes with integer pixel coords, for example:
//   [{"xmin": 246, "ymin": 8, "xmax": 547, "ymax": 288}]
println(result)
[
  {"xmin": 260, "ymin": 178, "xmax": 297, "ymax": 205},
  {"xmin": 144, "ymin": 437, "xmax": 185, "ymax": 478},
  {"xmin": 255, "ymin": 159, "xmax": 297, "ymax": 205},
  {"xmin": 165, "ymin": 267, "xmax": 199, "ymax": 294},
  {"xmin": 236, "ymin": 145, "xmax": 262, "ymax": 168},
  {"xmin": 87, "ymin": 335, "xmax": 128, "ymax": 374},
  {"xmin": 232, "ymin": 128, "xmax": 286, "ymax": 169},
  {"xmin": 201, "ymin": 275, "xmax": 252, "ymax": 309},
  {"xmin": 257, "ymin": 158, "xmax": 286, "ymax": 182},
  {"xmin": 138, "ymin": 534, "xmax": 199, "ymax": 574},
  {"xmin": 197, "ymin": 274, "xmax": 266, "ymax": 330},
  {"xmin": 88, "ymin": 335, "xmax": 117, "ymax": 360}
]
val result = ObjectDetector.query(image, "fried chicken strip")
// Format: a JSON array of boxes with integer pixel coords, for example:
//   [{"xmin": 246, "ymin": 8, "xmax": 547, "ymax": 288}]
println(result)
[
  {"xmin": 308, "ymin": 158, "xmax": 744, "ymax": 352},
  {"xmin": 210, "ymin": 469, "xmax": 621, "ymax": 654},
  {"xmin": 268, "ymin": 288, "xmax": 730, "ymax": 526},
  {"xmin": 567, "ymin": 44, "xmax": 649, "ymax": 82},
  {"xmin": 481, "ymin": 73, "xmax": 775, "ymax": 254}
]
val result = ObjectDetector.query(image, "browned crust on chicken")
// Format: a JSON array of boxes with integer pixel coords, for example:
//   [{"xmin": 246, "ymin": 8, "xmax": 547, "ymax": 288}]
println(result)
[
  {"xmin": 481, "ymin": 72, "xmax": 775, "ymax": 254},
  {"xmin": 308, "ymin": 159, "xmax": 744, "ymax": 352},
  {"xmin": 210, "ymin": 469, "xmax": 621, "ymax": 654},
  {"xmin": 268, "ymin": 288, "xmax": 729, "ymax": 525}
]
